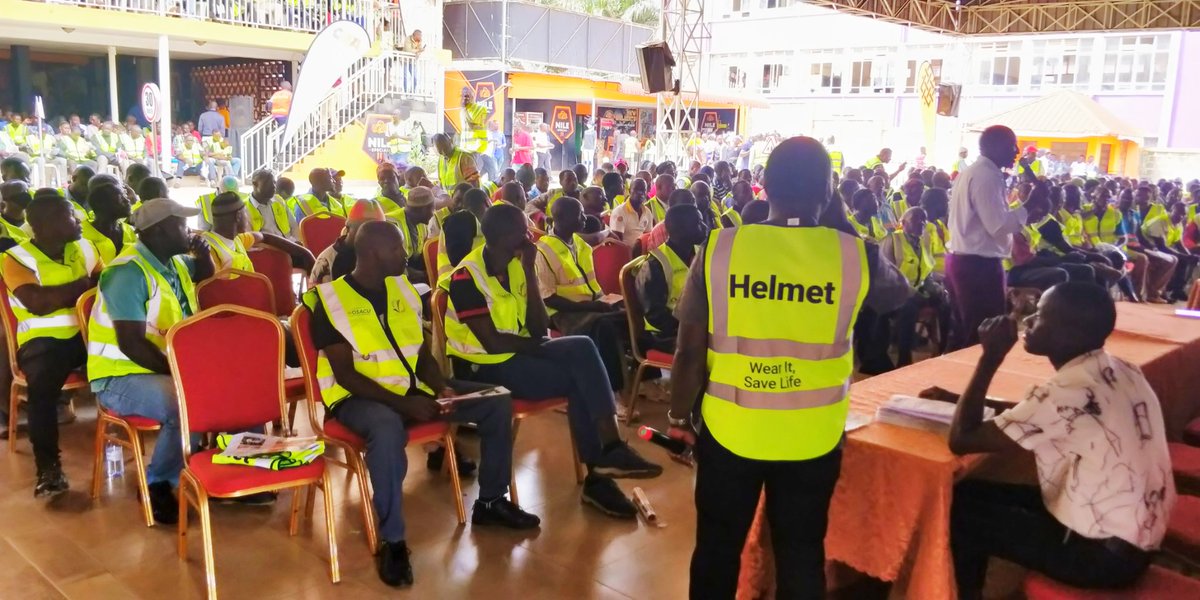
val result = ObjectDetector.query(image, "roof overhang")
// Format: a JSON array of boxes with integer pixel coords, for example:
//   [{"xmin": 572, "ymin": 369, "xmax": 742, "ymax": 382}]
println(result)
[{"xmin": 804, "ymin": 0, "xmax": 1200, "ymax": 36}]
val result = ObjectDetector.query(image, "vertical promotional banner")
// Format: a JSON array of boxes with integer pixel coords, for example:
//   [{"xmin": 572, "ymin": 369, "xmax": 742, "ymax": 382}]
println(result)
[{"xmin": 283, "ymin": 20, "xmax": 372, "ymax": 147}]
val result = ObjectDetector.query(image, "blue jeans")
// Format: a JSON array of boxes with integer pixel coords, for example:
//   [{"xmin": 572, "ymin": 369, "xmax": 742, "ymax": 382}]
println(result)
[
  {"xmin": 94, "ymin": 374, "xmax": 184, "ymax": 487},
  {"xmin": 331, "ymin": 380, "xmax": 513, "ymax": 543},
  {"xmin": 460, "ymin": 336, "xmax": 613, "ymax": 464}
]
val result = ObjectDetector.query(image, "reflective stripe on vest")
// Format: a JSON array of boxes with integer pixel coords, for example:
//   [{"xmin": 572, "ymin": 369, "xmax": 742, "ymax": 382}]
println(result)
[
  {"xmin": 4, "ymin": 240, "xmax": 98, "ymax": 347},
  {"xmin": 1058, "ymin": 209, "xmax": 1084, "ymax": 247},
  {"xmin": 248, "ymin": 198, "xmax": 292, "ymax": 236},
  {"xmin": 294, "ymin": 193, "xmax": 345, "ymax": 218},
  {"xmin": 926, "ymin": 220, "xmax": 948, "ymax": 273},
  {"xmin": 96, "ymin": 133, "xmax": 119, "ymax": 153},
  {"xmin": 435, "ymin": 217, "xmax": 482, "ymax": 283},
  {"xmin": 535, "ymin": 234, "xmax": 598, "ymax": 313},
  {"xmin": 1083, "ymin": 207, "xmax": 1122, "ymax": 246},
  {"xmin": 459, "ymin": 103, "xmax": 490, "ymax": 153},
  {"xmin": 202, "ymin": 232, "xmax": 254, "ymax": 272},
  {"xmin": 646, "ymin": 197, "xmax": 666, "ymax": 223},
  {"xmin": 722, "ymin": 206, "xmax": 743, "ymax": 227},
  {"xmin": 88, "ymin": 252, "xmax": 197, "ymax": 380},
  {"xmin": 314, "ymin": 276, "xmax": 432, "ymax": 409},
  {"xmin": 645, "ymin": 244, "xmax": 688, "ymax": 333},
  {"xmin": 61, "ymin": 137, "xmax": 91, "ymax": 161},
  {"xmin": 438, "ymin": 151, "xmax": 463, "ymax": 189},
  {"xmin": 439, "ymin": 245, "xmax": 527, "ymax": 364},
  {"xmin": 392, "ymin": 208, "xmax": 428, "ymax": 260},
  {"xmin": 702, "ymin": 225, "xmax": 868, "ymax": 461},
  {"xmin": 888, "ymin": 230, "xmax": 933, "ymax": 288},
  {"xmin": 849, "ymin": 214, "xmax": 886, "ymax": 242},
  {"xmin": 80, "ymin": 219, "xmax": 136, "ymax": 264}
]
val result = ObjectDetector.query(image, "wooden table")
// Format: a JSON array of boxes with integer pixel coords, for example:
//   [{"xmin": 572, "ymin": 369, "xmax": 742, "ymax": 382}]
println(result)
[{"xmin": 736, "ymin": 303, "xmax": 1200, "ymax": 599}]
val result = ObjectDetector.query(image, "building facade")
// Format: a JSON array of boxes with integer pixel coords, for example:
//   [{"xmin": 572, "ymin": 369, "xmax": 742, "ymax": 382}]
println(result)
[{"xmin": 704, "ymin": 2, "xmax": 1200, "ymax": 176}]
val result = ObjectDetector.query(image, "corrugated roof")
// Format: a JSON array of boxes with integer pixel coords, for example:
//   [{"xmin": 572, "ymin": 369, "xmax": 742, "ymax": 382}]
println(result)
[{"xmin": 966, "ymin": 90, "xmax": 1143, "ymax": 141}]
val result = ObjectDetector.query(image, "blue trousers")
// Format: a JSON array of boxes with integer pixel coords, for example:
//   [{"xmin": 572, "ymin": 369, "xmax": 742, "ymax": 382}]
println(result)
[
  {"xmin": 461, "ymin": 336, "xmax": 614, "ymax": 464},
  {"xmin": 95, "ymin": 374, "xmax": 184, "ymax": 486},
  {"xmin": 332, "ymin": 380, "xmax": 513, "ymax": 543}
]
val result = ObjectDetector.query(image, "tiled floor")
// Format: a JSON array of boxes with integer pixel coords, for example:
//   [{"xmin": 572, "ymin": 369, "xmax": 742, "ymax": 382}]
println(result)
[{"xmin": 1, "ymin": 397, "xmax": 698, "ymax": 599}]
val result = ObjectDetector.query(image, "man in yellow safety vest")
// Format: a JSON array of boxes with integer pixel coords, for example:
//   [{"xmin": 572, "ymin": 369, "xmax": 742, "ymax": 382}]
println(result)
[
  {"xmin": 205, "ymin": 192, "xmax": 314, "ymax": 273},
  {"xmin": 666, "ymin": 136, "xmax": 910, "ymax": 597},
  {"xmin": 1, "ymin": 191, "xmax": 102, "ymax": 498},
  {"xmin": 289, "ymin": 168, "xmax": 347, "ymax": 221},
  {"xmin": 434, "ymin": 133, "xmax": 479, "ymax": 190},
  {"xmin": 634, "ymin": 203, "xmax": 707, "ymax": 353},
  {"xmin": 305, "ymin": 221, "xmax": 538, "ymax": 588},
  {"xmin": 247, "ymin": 169, "xmax": 298, "ymax": 240}
]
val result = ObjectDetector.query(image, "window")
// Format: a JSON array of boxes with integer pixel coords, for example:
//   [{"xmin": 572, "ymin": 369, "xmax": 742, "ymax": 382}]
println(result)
[
  {"xmin": 974, "ymin": 42, "xmax": 1021, "ymax": 90},
  {"xmin": 809, "ymin": 61, "xmax": 842, "ymax": 94},
  {"xmin": 850, "ymin": 61, "xmax": 872, "ymax": 94},
  {"xmin": 1030, "ymin": 39, "xmax": 1093, "ymax": 90},
  {"xmin": 727, "ymin": 66, "xmax": 747, "ymax": 89},
  {"xmin": 762, "ymin": 63, "xmax": 787, "ymax": 93},
  {"xmin": 1101, "ymin": 35, "xmax": 1170, "ymax": 91},
  {"xmin": 760, "ymin": 0, "xmax": 792, "ymax": 8},
  {"xmin": 903, "ymin": 59, "xmax": 943, "ymax": 93},
  {"xmin": 730, "ymin": 0, "xmax": 743, "ymax": 11}
]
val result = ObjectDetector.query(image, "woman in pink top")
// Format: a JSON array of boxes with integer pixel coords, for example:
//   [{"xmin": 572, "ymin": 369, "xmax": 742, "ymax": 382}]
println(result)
[{"xmin": 511, "ymin": 124, "xmax": 533, "ymax": 167}]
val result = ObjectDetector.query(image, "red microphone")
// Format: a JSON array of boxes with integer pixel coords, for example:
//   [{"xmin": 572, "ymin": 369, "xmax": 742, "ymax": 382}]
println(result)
[{"xmin": 637, "ymin": 426, "xmax": 688, "ymax": 455}]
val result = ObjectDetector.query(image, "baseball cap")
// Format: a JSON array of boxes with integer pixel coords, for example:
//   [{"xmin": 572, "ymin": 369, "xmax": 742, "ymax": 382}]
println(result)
[
  {"xmin": 406, "ymin": 186, "xmax": 434, "ymax": 207},
  {"xmin": 346, "ymin": 199, "xmax": 385, "ymax": 224},
  {"xmin": 1024, "ymin": 145, "xmax": 1038, "ymax": 154},
  {"xmin": 218, "ymin": 176, "xmax": 240, "ymax": 192},
  {"xmin": 129, "ymin": 198, "xmax": 200, "ymax": 231},
  {"xmin": 330, "ymin": 169, "xmax": 346, "ymax": 177}
]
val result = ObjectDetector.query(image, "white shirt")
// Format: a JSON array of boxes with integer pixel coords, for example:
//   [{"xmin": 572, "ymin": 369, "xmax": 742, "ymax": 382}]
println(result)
[
  {"xmin": 993, "ymin": 350, "xmax": 1175, "ymax": 550},
  {"xmin": 947, "ymin": 156, "xmax": 1027, "ymax": 258},
  {"xmin": 250, "ymin": 197, "xmax": 297, "ymax": 240},
  {"xmin": 610, "ymin": 201, "xmax": 655, "ymax": 243}
]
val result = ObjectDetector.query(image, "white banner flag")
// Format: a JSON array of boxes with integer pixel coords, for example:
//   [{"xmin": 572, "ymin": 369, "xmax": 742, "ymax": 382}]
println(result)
[{"xmin": 281, "ymin": 20, "xmax": 372, "ymax": 148}]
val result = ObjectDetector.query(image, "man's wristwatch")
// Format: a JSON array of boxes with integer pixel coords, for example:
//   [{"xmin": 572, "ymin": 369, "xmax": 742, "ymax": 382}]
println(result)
[{"xmin": 667, "ymin": 410, "xmax": 689, "ymax": 428}]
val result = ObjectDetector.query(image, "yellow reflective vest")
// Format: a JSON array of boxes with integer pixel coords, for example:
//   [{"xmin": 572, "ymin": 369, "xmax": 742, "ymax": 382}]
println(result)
[
  {"xmin": 701, "ymin": 225, "xmax": 867, "ymax": 461},
  {"xmin": 645, "ymin": 243, "xmax": 688, "ymax": 333},
  {"xmin": 459, "ymin": 102, "xmax": 490, "ymax": 154},
  {"xmin": 887, "ymin": 230, "xmax": 933, "ymax": 288},
  {"xmin": 203, "ymin": 231, "xmax": 255, "ymax": 272},
  {"xmin": 535, "ymin": 233, "xmax": 599, "ymax": 315},
  {"xmin": 925, "ymin": 219, "xmax": 948, "ymax": 274},
  {"xmin": 81, "ymin": 219, "xmax": 137, "ymax": 264},
  {"xmin": 438, "ymin": 150, "xmax": 467, "ymax": 189},
  {"xmin": 1058, "ymin": 209, "xmax": 1084, "ymax": 247},
  {"xmin": 291, "ymin": 193, "xmax": 346, "ymax": 218},
  {"xmin": 439, "ymin": 245, "xmax": 528, "ymax": 365},
  {"xmin": 392, "ymin": 208, "xmax": 428, "ymax": 262},
  {"xmin": 88, "ymin": 250, "xmax": 197, "ymax": 380},
  {"xmin": 646, "ymin": 197, "xmax": 667, "ymax": 223},
  {"xmin": 314, "ymin": 276, "xmax": 433, "ymax": 409},
  {"xmin": 247, "ymin": 197, "xmax": 293, "ymax": 237},
  {"xmin": 848, "ymin": 213, "xmax": 886, "ymax": 242},
  {"xmin": 3, "ymin": 240, "xmax": 99, "ymax": 347},
  {"xmin": 1082, "ymin": 206, "xmax": 1123, "ymax": 246}
]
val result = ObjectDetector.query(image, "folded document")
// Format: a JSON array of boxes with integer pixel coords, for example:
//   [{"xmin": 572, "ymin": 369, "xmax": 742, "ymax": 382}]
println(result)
[{"xmin": 875, "ymin": 395, "xmax": 995, "ymax": 434}]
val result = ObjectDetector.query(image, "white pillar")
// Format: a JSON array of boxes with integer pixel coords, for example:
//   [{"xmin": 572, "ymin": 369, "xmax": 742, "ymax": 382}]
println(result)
[
  {"xmin": 157, "ymin": 35, "xmax": 173, "ymax": 175},
  {"xmin": 107, "ymin": 46, "xmax": 119, "ymax": 123}
]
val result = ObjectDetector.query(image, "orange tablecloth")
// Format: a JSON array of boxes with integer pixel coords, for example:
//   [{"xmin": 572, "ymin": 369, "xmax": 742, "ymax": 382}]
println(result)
[{"xmin": 737, "ymin": 303, "xmax": 1200, "ymax": 599}]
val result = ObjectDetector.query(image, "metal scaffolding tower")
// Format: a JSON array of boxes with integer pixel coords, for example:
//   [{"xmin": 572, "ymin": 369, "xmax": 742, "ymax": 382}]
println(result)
[{"xmin": 655, "ymin": 0, "xmax": 709, "ymax": 165}]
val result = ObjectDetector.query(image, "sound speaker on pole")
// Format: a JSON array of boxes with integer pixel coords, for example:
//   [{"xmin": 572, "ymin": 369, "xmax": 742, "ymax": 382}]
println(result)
[
  {"xmin": 637, "ymin": 42, "xmax": 676, "ymax": 94},
  {"xmin": 936, "ymin": 84, "xmax": 962, "ymax": 117}
]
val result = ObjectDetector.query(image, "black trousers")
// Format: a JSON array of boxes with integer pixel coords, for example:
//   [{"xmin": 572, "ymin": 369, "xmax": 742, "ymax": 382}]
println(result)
[
  {"xmin": 691, "ymin": 427, "xmax": 842, "ymax": 600},
  {"xmin": 951, "ymin": 480, "xmax": 1151, "ymax": 600},
  {"xmin": 17, "ymin": 335, "xmax": 86, "ymax": 471},
  {"xmin": 550, "ymin": 311, "xmax": 627, "ymax": 392}
]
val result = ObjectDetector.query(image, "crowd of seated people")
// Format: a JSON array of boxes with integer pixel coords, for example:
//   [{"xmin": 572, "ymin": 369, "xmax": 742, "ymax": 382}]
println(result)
[{"xmin": 0, "ymin": 130, "xmax": 1195, "ymax": 594}]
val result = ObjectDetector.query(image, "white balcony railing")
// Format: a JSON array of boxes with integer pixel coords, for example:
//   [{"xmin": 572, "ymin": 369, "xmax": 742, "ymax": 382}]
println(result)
[
  {"xmin": 44, "ymin": 0, "xmax": 383, "ymax": 36},
  {"xmin": 239, "ymin": 51, "xmax": 436, "ymax": 179}
]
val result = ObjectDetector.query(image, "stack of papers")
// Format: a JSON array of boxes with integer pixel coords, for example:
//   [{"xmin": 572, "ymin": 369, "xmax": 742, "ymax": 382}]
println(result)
[{"xmin": 875, "ymin": 395, "xmax": 995, "ymax": 434}]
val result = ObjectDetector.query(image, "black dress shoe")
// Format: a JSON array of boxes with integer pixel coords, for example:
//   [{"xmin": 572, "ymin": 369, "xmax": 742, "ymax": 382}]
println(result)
[
  {"xmin": 472, "ymin": 497, "xmax": 541, "ymax": 529},
  {"xmin": 148, "ymin": 481, "xmax": 179, "ymax": 525},
  {"xmin": 376, "ymin": 540, "xmax": 414, "ymax": 587},
  {"xmin": 426, "ymin": 446, "xmax": 477, "ymax": 477}
]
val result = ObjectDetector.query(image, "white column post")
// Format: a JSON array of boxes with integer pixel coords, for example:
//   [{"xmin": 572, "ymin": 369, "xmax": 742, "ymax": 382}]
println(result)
[
  {"xmin": 108, "ymin": 46, "xmax": 119, "ymax": 122},
  {"xmin": 157, "ymin": 35, "xmax": 173, "ymax": 175}
]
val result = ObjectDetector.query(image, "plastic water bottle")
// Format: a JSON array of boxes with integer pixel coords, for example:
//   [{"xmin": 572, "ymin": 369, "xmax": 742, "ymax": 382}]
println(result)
[{"xmin": 105, "ymin": 442, "xmax": 125, "ymax": 479}]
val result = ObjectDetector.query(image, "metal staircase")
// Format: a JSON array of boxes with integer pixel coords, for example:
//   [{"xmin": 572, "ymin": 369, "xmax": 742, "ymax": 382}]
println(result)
[{"xmin": 239, "ymin": 51, "xmax": 437, "ymax": 180}]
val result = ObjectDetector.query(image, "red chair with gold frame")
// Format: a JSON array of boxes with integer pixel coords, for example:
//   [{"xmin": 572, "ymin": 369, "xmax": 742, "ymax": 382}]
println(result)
[
  {"xmin": 0, "ymin": 277, "xmax": 89, "ymax": 453},
  {"xmin": 592, "ymin": 240, "xmax": 632, "ymax": 296},
  {"xmin": 168, "ymin": 306, "xmax": 339, "ymax": 598},
  {"xmin": 290, "ymin": 304, "xmax": 465, "ymax": 553},
  {"xmin": 77, "ymin": 289, "xmax": 163, "ymax": 527},
  {"xmin": 430, "ymin": 289, "xmax": 584, "ymax": 507},
  {"xmin": 247, "ymin": 245, "xmax": 299, "ymax": 317},
  {"xmin": 196, "ymin": 270, "xmax": 306, "ymax": 431},
  {"xmin": 423, "ymin": 237, "xmax": 439, "ymax": 284},
  {"xmin": 298, "ymin": 213, "xmax": 346, "ymax": 257},
  {"xmin": 618, "ymin": 259, "xmax": 673, "ymax": 424}
]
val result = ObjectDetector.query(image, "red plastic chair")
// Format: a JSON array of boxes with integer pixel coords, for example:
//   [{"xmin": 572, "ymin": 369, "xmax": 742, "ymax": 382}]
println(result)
[
  {"xmin": 1023, "ymin": 565, "xmax": 1200, "ymax": 599},
  {"xmin": 0, "ymin": 277, "xmax": 89, "ymax": 453},
  {"xmin": 430, "ymin": 289, "xmax": 583, "ymax": 507},
  {"xmin": 77, "ymin": 289, "xmax": 162, "ymax": 527},
  {"xmin": 423, "ymin": 237, "xmax": 439, "ymax": 284},
  {"xmin": 1164, "ymin": 493, "xmax": 1200, "ymax": 569},
  {"xmin": 291, "ymin": 305, "xmax": 464, "ymax": 553},
  {"xmin": 1184, "ymin": 417, "xmax": 1200, "ymax": 447},
  {"xmin": 592, "ymin": 240, "xmax": 632, "ymax": 296},
  {"xmin": 1169, "ymin": 442, "xmax": 1200, "ymax": 495},
  {"xmin": 167, "ymin": 306, "xmax": 339, "ymax": 597},
  {"xmin": 196, "ymin": 269, "xmax": 275, "ymax": 314},
  {"xmin": 247, "ymin": 245, "xmax": 299, "ymax": 317},
  {"xmin": 298, "ymin": 213, "xmax": 346, "ymax": 257},
  {"xmin": 619, "ymin": 260, "xmax": 673, "ymax": 424}
]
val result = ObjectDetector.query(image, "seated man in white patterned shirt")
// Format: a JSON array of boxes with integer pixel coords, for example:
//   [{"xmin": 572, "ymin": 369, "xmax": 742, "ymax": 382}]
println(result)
[{"xmin": 933, "ymin": 281, "xmax": 1175, "ymax": 599}]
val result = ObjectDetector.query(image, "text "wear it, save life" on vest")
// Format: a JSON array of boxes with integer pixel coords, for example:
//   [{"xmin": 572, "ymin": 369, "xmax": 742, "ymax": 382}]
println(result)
[{"xmin": 728, "ymin": 274, "xmax": 837, "ymax": 304}]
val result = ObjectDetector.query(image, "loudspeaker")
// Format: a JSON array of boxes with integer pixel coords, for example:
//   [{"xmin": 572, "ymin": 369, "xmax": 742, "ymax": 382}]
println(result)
[
  {"xmin": 637, "ymin": 42, "xmax": 676, "ymax": 94},
  {"xmin": 936, "ymin": 84, "xmax": 961, "ymax": 117},
  {"xmin": 228, "ymin": 96, "xmax": 255, "ymax": 128}
]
